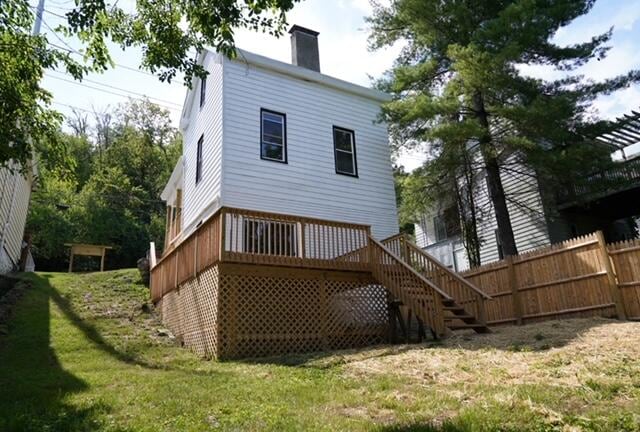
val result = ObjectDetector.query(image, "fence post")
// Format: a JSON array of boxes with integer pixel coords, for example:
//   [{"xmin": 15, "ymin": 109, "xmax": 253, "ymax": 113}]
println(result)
[
  {"xmin": 507, "ymin": 256, "xmax": 523, "ymax": 325},
  {"xmin": 476, "ymin": 295, "xmax": 488, "ymax": 327},
  {"xmin": 596, "ymin": 230, "xmax": 626, "ymax": 320}
]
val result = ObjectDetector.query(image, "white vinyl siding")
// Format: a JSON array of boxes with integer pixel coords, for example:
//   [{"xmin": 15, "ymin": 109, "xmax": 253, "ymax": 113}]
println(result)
[
  {"xmin": 0, "ymin": 164, "xmax": 33, "ymax": 273},
  {"xmin": 475, "ymin": 154, "xmax": 550, "ymax": 264},
  {"xmin": 181, "ymin": 53, "xmax": 224, "ymax": 235},
  {"xmin": 219, "ymin": 57, "xmax": 398, "ymax": 239}
]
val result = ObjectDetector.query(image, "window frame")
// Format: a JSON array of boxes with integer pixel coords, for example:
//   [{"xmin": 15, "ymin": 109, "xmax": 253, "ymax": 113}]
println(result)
[
  {"xmin": 260, "ymin": 108, "xmax": 288, "ymax": 164},
  {"xmin": 199, "ymin": 76, "xmax": 207, "ymax": 108},
  {"xmin": 332, "ymin": 126, "xmax": 358, "ymax": 177},
  {"xmin": 195, "ymin": 134, "xmax": 204, "ymax": 185}
]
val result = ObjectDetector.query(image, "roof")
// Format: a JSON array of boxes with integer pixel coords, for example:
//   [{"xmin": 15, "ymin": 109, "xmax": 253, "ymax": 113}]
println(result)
[
  {"xmin": 179, "ymin": 47, "xmax": 391, "ymax": 129},
  {"xmin": 595, "ymin": 109, "xmax": 640, "ymax": 150}
]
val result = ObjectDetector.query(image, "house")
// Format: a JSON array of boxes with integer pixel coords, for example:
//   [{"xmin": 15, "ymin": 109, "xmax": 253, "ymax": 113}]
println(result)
[
  {"xmin": 415, "ymin": 111, "xmax": 640, "ymax": 271},
  {"xmin": 0, "ymin": 161, "xmax": 36, "ymax": 274},
  {"xmin": 151, "ymin": 26, "xmax": 492, "ymax": 359}
]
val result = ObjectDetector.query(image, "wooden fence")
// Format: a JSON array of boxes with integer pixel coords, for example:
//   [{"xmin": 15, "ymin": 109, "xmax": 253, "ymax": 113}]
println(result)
[{"xmin": 460, "ymin": 231, "xmax": 640, "ymax": 324}]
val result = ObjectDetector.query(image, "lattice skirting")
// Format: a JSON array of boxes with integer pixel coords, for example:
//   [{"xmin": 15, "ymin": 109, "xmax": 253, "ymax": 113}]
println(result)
[{"xmin": 157, "ymin": 263, "xmax": 389, "ymax": 359}]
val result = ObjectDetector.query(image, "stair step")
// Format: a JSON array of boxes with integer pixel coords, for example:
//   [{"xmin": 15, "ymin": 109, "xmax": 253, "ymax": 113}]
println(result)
[
  {"xmin": 442, "ymin": 305, "xmax": 466, "ymax": 312},
  {"xmin": 444, "ymin": 314, "xmax": 475, "ymax": 321},
  {"xmin": 447, "ymin": 323, "xmax": 486, "ymax": 330}
]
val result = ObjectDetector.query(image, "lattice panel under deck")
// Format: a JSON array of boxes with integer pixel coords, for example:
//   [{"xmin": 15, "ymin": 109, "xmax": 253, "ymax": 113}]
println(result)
[
  {"xmin": 217, "ymin": 266, "xmax": 389, "ymax": 359},
  {"xmin": 158, "ymin": 265, "xmax": 221, "ymax": 358}
]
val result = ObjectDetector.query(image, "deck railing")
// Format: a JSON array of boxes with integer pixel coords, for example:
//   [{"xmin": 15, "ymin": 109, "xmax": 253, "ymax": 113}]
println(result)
[
  {"xmin": 557, "ymin": 157, "xmax": 640, "ymax": 205},
  {"xmin": 150, "ymin": 207, "xmax": 371, "ymax": 301},
  {"xmin": 382, "ymin": 233, "xmax": 490, "ymax": 325}
]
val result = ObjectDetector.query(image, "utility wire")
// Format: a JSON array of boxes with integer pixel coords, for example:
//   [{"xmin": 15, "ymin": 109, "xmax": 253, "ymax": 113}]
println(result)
[
  {"xmin": 45, "ymin": 74, "xmax": 182, "ymax": 112},
  {"xmin": 47, "ymin": 69, "xmax": 182, "ymax": 107}
]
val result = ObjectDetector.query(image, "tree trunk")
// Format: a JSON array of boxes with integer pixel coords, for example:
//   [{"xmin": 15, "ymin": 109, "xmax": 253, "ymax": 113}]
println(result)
[{"xmin": 473, "ymin": 93, "xmax": 518, "ymax": 257}]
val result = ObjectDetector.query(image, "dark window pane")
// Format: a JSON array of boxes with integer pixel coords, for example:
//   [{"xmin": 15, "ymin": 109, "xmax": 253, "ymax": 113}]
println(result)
[
  {"xmin": 263, "ymin": 135, "xmax": 283, "ymax": 145},
  {"xmin": 263, "ymin": 119, "xmax": 283, "ymax": 139},
  {"xmin": 262, "ymin": 112, "xmax": 282, "ymax": 123},
  {"xmin": 336, "ymin": 151, "xmax": 354, "ymax": 174},
  {"xmin": 196, "ymin": 134, "xmax": 204, "ymax": 183},
  {"xmin": 200, "ymin": 77, "xmax": 206, "ymax": 107},
  {"xmin": 334, "ymin": 129, "xmax": 352, "ymax": 151},
  {"xmin": 262, "ymin": 143, "xmax": 283, "ymax": 160}
]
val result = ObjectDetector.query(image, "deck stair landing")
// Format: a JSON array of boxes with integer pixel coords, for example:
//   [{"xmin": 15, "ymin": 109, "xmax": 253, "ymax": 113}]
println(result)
[{"xmin": 376, "ymin": 234, "xmax": 491, "ymax": 337}]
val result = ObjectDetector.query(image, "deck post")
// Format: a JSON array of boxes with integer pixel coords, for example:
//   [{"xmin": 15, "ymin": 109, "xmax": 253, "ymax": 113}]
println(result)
[{"xmin": 596, "ymin": 230, "xmax": 626, "ymax": 320}]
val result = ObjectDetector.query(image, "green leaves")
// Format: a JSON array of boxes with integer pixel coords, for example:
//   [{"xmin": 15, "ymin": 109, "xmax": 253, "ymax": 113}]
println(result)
[
  {"xmin": 27, "ymin": 100, "xmax": 182, "ymax": 270},
  {"xmin": 1, "ymin": 0, "xmax": 299, "ymax": 169}
]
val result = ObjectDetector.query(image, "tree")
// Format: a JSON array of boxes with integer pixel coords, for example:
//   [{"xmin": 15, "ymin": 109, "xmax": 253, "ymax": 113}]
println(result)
[
  {"xmin": 27, "ymin": 100, "xmax": 182, "ymax": 270},
  {"xmin": 1, "ymin": 0, "xmax": 299, "ymax": 169},
  {"xmin": 369, "ymin": 0, "xmax": 640, "ymax": 257}
]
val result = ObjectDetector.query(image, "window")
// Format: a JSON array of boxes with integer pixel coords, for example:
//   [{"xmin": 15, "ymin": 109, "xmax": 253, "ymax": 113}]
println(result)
[
  {"xmin": 433, "ymin": 205, "xmax": 461, "ymax": 242},
  {"xmin": 199, "ymin": 76, "xmax": 206, "ymax": 108},
  {"xmin": 333, "ymin": 126, "xmax": 357, "ymax": 176},
  {"xmin": 260, "ymin": 109, "xmax": 287, "ymax": 163},
  {"xmin": 243, "ymin": 219, "xmax": 298, "ymax": 256},
  {"xmin": 195, "ymin": 134, "xmax": 204, "ymax": 184}
]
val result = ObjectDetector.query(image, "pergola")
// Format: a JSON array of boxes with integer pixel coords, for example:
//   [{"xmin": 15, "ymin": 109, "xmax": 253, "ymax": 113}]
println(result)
[{"xmin": 594, "ymin": 110, "xmax": 640, "ymax": 157}]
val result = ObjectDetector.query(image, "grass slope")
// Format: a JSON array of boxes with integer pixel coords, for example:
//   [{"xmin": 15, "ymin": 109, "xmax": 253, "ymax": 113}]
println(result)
[{"xmin": 0, "ymin": 270, "xmax": 639, "ymax": 431}]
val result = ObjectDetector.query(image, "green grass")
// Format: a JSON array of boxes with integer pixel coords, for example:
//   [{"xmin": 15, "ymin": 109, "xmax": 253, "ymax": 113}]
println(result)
[{"xmin": 0, "ymin": 270, "xmax": 639, "ymax": 431}]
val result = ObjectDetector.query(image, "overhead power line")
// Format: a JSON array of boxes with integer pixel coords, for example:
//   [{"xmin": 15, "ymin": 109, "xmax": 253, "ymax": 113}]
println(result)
[
  {"xmin": 45, "ymin": 74, "xmax": 182, "ymax": 112},
  {"xmin": 47, "ymin": 69, "xmax": 183, "ymax": 108}
]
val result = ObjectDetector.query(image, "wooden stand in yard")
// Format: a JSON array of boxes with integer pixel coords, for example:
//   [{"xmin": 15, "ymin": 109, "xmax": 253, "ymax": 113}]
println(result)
[{"xmin": 66, "ymin": 243, "xmax": 113, "ymax": 272}]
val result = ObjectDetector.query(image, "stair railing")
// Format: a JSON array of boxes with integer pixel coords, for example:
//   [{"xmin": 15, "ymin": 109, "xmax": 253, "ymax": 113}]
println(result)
[
  {"xmin": 382, "ymin": 234, "xmax": 491, "ymax": 326},
  {"xmin": 368, "ymin": 235, "xmax": 449, "ymax": 338}
]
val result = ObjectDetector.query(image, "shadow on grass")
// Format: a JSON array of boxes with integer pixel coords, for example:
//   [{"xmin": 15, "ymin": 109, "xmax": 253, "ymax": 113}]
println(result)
[{"xmin": 0, "ymin": 276, "xmax": 120, "ymax": 431}]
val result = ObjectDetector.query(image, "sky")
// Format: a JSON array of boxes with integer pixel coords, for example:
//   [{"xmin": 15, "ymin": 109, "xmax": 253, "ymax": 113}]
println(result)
[{"xmin": 34, "ymin": 0, "xmax": 640, "ymax": 171}]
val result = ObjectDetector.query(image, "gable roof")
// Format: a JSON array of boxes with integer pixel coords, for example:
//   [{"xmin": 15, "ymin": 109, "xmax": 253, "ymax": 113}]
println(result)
[{"xmin": 179, "ymin": 47, "xmax": 391, "ymax": 129}]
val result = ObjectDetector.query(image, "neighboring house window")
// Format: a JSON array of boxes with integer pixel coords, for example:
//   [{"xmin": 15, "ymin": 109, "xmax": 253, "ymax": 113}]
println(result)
[
  {"xmin": 196, "ymin": 134, "xmax": 204, "ymax": 184},
  {"xmin": 333, "ymin": 126, "xmax": 357, "ymax": 177},
  {"xmin": 433, "ymin": 205, "xmax": 461, "ymax": 242},
  {"xmin": 243, "ymin": 219, "xmax": 298, "ymax": 256},
  {"xmin": 260, "ymin": 109, "xmax": 287, "ymax": 163},
  {"xmin": 200, "ymin": 76, "xmax": 206, "ymax": 108}
]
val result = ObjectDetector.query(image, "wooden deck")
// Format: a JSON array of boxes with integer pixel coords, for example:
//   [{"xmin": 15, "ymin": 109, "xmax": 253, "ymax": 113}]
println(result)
[{"xmin": 150, "ymin": 207, "xmax": 371, "ymax": 302}]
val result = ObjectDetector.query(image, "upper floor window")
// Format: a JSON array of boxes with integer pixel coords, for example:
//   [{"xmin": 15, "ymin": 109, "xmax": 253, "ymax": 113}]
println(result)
[
  {"xmin": 333, "ymin": 127, "xmax": 357, "ymax": 177},
  {"xmin": 260, "ymin": 109, "xmax": 287, "ymax": 163},
  {"xmin": 199, "ymin": 76, "xmax": 207, "ymax": 108},
  {"xmin": 196, "ymin": 134, "xmax": 204, "ymax": 184}
]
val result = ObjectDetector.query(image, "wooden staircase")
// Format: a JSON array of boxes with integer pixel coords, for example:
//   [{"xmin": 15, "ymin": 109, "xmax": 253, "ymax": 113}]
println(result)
[{"xmin": 372, "ymin": 234, "xmax": 492, "ymax": 338}]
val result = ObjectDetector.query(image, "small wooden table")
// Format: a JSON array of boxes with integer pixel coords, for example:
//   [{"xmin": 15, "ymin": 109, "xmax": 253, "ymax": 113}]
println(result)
[{"xmin": 65, "ymin": 243, "xmax": 113, "ymax": 272}]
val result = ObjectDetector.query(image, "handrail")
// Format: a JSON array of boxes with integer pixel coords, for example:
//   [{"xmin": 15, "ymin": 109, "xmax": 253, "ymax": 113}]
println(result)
[
  {"xmin": 404, "ymin": 238, "xmax": 492, "ymax": 300},
  {"xmin": 368, "ymin": 235, "xmax": 448, "ymax": 337},
  {"xmin": 369, "ymin": 236, "xmax": 452, "ymax": 301}
]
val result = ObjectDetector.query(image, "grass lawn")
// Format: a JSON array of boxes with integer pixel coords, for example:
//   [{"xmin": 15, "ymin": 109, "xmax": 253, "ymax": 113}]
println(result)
[{"xmin": 0, "ymin": 270, "xmax": 639, "ymax": 431}]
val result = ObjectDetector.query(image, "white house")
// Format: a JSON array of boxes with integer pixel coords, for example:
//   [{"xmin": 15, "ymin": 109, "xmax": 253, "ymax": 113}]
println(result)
[
  {"xmin": 0, "ymin": 161, "xmax": 36, "ymax": 273},
  {"xmin": 415, "ymin": 152, "xmax": 550, "ymax": 271},
  {"xmin": 161, "ymin": 25, "xmax": 398, "ymax": 251},
  {"xmin": 415, "ymin": 113, "xmax": 640, "ymax": 270}
]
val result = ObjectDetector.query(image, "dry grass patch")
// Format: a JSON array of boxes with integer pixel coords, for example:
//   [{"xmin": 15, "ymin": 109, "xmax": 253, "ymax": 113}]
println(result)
[{"xmin": 342, "ymin": 318, "xmax": 640, "ymax": 389}]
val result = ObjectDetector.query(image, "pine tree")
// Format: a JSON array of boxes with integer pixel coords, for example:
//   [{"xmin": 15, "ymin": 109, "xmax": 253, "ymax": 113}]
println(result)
[{"xmin": 369, "ymin": 0, "xmax": 640, "ymax": 257}]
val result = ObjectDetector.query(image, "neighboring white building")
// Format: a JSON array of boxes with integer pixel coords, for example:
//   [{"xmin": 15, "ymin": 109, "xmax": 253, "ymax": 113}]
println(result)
[
  {"xmin": 0, "ymin": 162, "xmax": 36, "ymax": 273},
  {"xmin": 161, "ymin": 25, "xmax": 398, "ymax": 250},
  {"xmin": 415, "ymin": 152, "xmax": 551, "ymax": 270}
]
